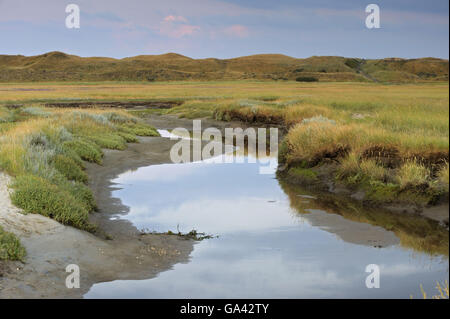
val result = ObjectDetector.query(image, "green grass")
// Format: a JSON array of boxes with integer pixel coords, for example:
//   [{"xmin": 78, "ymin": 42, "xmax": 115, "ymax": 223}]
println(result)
[
  {"xmin": 62, "ymin": 139, "xmax": 103, "ymax": 164},
  {"xmin": 0, "ymin": 107, "xmax": 159, "ymax": 232},
  {"xmin": 53, "ymin": 154, "xmax": 88, "ymax": 184},
  {"xmin": 10, "ymin": 175, "xmax": 93, "ymax": 231},
  {"xmin": 0, "ymin": 226, "xmax": 26, "ymax": 261}
]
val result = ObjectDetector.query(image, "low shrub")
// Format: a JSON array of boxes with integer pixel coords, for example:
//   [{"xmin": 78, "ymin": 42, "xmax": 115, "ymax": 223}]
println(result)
[
  {"xmin": 84, "ymin": 133, "xmax": 127, "ymax": 150},
  {"xmin": 10, "ymin": 175, "xmax": 94, "ymax": 231},
  {"xmin": 119, "ymin": 123, "xmax": 159, "ymax": 136},
  {"xmin": 53, "ymin": 154, "xmax": 88, "ymax": 183},
  {"xmin": 0, "ymin": 226, "xmax": 26, "ymax": 261},
  {"xmin": 62, "ymin": 138, "xmax": 103, "ymax": 164}
]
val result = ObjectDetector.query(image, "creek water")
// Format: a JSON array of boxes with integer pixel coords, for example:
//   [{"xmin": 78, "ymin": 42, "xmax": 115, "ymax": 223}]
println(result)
[{"xmin": 85, "ymin": 130, "xmax": 448, "ymax": 298}]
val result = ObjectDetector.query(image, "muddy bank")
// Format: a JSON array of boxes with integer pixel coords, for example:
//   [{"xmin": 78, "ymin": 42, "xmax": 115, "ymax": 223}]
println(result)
[{"xmin": 43, "ymin": 100, "xmax": 182, "ymax": 109}]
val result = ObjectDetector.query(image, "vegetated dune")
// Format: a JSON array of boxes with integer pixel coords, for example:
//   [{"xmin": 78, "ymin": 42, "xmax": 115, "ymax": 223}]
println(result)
[{"xmin": 0, "ymin": 51, "xmax": 448, "ymax": 82}]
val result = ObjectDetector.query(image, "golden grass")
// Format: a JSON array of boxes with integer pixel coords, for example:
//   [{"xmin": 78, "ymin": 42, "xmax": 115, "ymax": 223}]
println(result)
[
  {"xmin": 397, "ymin": 160, "xmax": 431, "ymax": 189},
  {"xmin": 1, "ymin": 81, "xmax": 448, "ymax": 201}
]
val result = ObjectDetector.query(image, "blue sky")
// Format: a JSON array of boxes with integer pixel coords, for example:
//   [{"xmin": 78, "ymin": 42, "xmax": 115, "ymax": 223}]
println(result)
[{"xmin": 0, "ymin": 0, "xmax": 448, "ymax": 59}]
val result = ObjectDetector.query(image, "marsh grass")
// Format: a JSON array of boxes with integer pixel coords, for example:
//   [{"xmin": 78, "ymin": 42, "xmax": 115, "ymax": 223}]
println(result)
[
  {"xmin": 1, "ymin": 81, "xmax": 448, "ymax": 206},
  {"xmin": 0, "ymin": 226, "xmax": 26, "ymax": 261},
  {"xmin": 397, "ymin": 160, "xmax": 431, "ymax": 189},
  {"xmin": 0, "ymin": 107, "xmax": 159, "ymax": 231}
]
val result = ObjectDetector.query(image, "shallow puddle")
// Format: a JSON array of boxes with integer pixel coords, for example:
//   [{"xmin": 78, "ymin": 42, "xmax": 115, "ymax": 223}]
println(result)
[{"xmin": 86, "ymin": 131, "xmax": 448, "ymax": 298}]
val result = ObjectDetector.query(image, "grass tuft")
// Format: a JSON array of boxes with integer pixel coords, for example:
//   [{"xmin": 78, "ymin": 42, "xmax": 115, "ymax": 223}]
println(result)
[
  {"xmin": 0, "ymin": 226, "xmax": 26, "ymax": 261},
  {"xmin": 53, "ymin": 154, "xmax": 88, "ymax": 183},
  {"xmin": 62, "ymin": 138, "xmax": 103, "ymax": 164},
  {"xmin": 10, "ymin": 175, "xmax": 94, "ymax": 231},
  {"xmin": 397, "ymin": 160, "xmax": 431, "ymax": 189}
]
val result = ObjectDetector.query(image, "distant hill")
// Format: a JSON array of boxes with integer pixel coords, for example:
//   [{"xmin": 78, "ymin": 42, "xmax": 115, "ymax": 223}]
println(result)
[{"xmin": 0, "ymin": 51, "xmax": 448, "ymax": 82}]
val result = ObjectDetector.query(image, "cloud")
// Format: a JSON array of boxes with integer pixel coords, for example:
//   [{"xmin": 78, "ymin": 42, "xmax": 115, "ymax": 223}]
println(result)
[
  {"xmin": 224, "ymin": 24, "xmax": 249, "ymax": 38},
  {"xmin": 163, "ymin": 15, "xmax": 188, "ymax": 23},
  {"xmin": 159, "ymin": 14, "xmax": 200, "ymax": 38}
]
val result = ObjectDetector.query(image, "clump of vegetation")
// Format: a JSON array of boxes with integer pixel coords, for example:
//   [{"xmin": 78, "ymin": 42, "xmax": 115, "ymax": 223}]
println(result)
[
  {"xmin": 0, "ymin": 106, "xmax": 16, "ymax": 123},
  {"xmin": 0, "ymin": 107, "xmax": 159, "ymax": 232},
  {"xmin": 0, "ymin": 226, "xmax": 26, "ymax": 261},
  {"xmin": 296, "ymin": 76, "xmax": 318, "ymax": 82},
  {"xmin": 397, "ymin": 160, "xmax": 430, "ymax": 189},
  {"xmin": 119, "ymin": 123, "xmax": 159, "ymax": 136},
  {"xmin": 11, "ymin": 175, "xmax": 93, "ymax": 230},
  {"xmin": 53, "ymin": 154, "xmax": 88, "ymax": 183},
  {"xmin": 284, "ymin": 122, "xmax": 357, "ymax": 165},
  {"xmin": 165, "ymin": 229, "xmax": 215, "ymax": 241},
  {"xmin": 141, "ymin": 228, "xmax": 215, "ymax": 241},
  {"xmin": 62, "ymin": 139, "xmax": 103, "ymax": 164}
]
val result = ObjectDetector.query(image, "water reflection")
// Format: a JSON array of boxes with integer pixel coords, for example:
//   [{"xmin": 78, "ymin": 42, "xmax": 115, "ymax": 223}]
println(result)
[
  {"xmin": 86, "ymin": 142, "xmax": 448, "ymax": 298},
  {"xmin": 280, "ymin": 181, "xmax": 449, "ymax": 257}
]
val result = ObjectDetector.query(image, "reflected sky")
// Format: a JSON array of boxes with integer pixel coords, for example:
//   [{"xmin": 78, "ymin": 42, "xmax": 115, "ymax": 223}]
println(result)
[{"xmin": 86, "ymin": 147, "xmax": 448, "ymax": 298}]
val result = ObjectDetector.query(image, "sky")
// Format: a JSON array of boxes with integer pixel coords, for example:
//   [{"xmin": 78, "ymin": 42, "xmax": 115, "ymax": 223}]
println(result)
[{"xmin": 0, "ymin": 0, "xmax": 448, "ymax": 59}]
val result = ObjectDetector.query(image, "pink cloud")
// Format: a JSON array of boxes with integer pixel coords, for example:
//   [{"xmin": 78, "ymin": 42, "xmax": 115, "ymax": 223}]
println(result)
[
  {"xmin": 224, "ymin": 25, "xmax": 249, "ymax": 38},
  {"xmin": 159, "ymin": 15, "xmax": 200, "ymax": 38},
  {"xmin": 163, "ymin": 15, "xmax": 188, "ymax": 23}
]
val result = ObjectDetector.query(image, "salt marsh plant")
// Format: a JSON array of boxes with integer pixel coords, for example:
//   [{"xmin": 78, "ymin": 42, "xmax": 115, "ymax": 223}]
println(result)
[
  {"xmin": 0, "ymin": 107, "xmax": 159, "ymax": 231},
  {"xmin": 0, "ymin": 226, "xmax": 26, "ymax": 261}
]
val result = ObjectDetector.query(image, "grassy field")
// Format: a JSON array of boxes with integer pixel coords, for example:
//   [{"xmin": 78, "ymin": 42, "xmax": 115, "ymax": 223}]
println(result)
[{"xmin": 0, "ymin": 80, "xmax": 448, "ymax": 217}]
